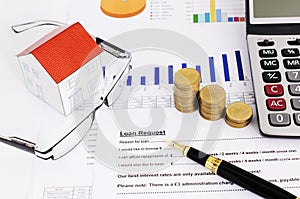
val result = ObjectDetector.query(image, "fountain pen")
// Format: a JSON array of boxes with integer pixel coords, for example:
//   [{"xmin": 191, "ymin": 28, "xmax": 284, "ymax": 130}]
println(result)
[{"xmin": 167, "ymin": 140, "xmax": 299, "ymax": 199}]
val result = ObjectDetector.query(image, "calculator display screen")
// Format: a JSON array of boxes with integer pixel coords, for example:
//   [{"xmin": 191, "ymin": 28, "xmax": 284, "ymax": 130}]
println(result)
[{"xmin": 249, "ymin": 0, "xmax": 300, "ymax": 24}]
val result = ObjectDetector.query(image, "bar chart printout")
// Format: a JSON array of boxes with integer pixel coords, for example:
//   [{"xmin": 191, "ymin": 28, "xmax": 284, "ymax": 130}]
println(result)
[
  {"xmin": 102, "ymin": 49, "xmax": 252, "ymax": 110},
  {"xmin": 104, "ymin": 50, "xmax": 247, "ymax": 88},
  {"xmin": 191, "ymin": 0, "xmax": 245, "ymax": 23}
]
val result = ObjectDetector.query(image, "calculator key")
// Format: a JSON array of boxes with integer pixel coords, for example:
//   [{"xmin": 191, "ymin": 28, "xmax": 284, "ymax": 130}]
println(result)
[
  {"xmin": 293, "ymin": 113, "xmax": 300, "ymax": 126},
  {"xmin": 257, "ymin": 40, "xmax": 275, "ymax": 47},
  {"xmin": 281, "ymin": 48, "xmax": 300, "ymax": 57},
  {"xmin": 291, "ymin": 99, "xmax": 300, "ymax": 110},
  {"xmin": 262, "ymin": 71, "xmax": 281, "ymax": 83},
  {"xmin": 260, "ymin": 59, "xmax": 279, "ymax": 70},
  {"xmin": 288, "ymin": 84, "xmax": 300, "ymax": 96},
  {"xmin": 283, "ymin": 58, "xmax": 300, "ymax": 69},
  {"xmin": 286, "ymin": 71, "xmax": 300, "ymax": 82},
  {"xmin": 267, "ymin": 98, "xmax": 286, "ymax": 111},
  {"xmin": 287, "ymin": 39, "xmax": 300, "ymax": 46},
  {"xmin": 259, "ymin": 49, "xmax": 277, "ymax": 58},
  {"xmin": 265, "ymin": 84, "xmax": 283, "ymax": 96},
  {"xmin": 269, "ymin": 113, "xmax": 291, "ymax": 127}
]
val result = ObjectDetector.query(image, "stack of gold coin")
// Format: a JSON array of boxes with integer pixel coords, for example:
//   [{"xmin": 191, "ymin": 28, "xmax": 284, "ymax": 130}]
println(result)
[
  {"xmin": 199, "ymin": 85, "xmax": 226, "ymax": 120},
  {"xmin": 225, "ymin": 101, "xmax": 253, "ymax": 128},
  {"xmin": 174, "ymin": 68, "xmax": 200, "ymax": 113}
]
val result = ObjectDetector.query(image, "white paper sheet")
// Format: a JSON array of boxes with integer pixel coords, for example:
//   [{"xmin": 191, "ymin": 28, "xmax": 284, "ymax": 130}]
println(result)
[
  {"xmin": 26, "ymin": 124, "xmax": 97, "ymax": 199},
  {"xmin": 67, "ymin": 0, "xmax": 300, "ymax": 198}
]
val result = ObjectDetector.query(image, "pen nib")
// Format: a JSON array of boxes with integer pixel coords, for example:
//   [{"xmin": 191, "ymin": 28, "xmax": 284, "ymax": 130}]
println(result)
[{"xmin": 165, "ymin": 140, "xmax": 186, "ymax": 152}]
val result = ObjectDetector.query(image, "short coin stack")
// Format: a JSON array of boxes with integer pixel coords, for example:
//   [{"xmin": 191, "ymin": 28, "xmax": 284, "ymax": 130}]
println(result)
[
  {"xmin": 225, "ymin": 101, "xmax": 253, "ymax": 128},
  {"xmin": 199, "ymin": 85, "xmax": 226, "ymax": 121},
  {"xmin": 174, "ymin": 68, "xmax": 200, "ymax": 113}
]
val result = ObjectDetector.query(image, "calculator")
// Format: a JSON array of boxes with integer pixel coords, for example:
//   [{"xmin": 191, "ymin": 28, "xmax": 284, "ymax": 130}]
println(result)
[{"xmin": 246, "ymin": 0, "xmax": 300, "ymax": 137}]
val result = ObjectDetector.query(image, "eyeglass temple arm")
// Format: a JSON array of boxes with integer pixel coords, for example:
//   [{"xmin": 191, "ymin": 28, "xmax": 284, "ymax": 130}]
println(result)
[
  {"xmin": 0, "ymin": 135, "xmax": 35, "ymax": 154},
  {"xmin": 95, "ymin": 37, "xmax": 131, "ymax": 59},
  {"xmin": 11, "ymin": 20, "xmax": 131, "ymax": 59},
  {"xmin": 11, "ymin": 20, "xmax": 64, "ymax": 33}
]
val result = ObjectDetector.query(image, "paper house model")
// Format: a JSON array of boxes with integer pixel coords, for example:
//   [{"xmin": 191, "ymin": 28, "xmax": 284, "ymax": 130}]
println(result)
[{"xmin": 17, "ymin": 22, "xmax": 103, "ymax": 115}]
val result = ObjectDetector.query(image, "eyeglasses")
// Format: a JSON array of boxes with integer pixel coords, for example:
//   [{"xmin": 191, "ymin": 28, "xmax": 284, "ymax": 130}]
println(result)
[{"xmin": 0, "ymin": 20, "xmax": 132, "ymax": 160}]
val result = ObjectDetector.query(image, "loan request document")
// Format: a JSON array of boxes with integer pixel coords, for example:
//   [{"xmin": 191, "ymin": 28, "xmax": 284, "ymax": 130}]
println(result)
[{"xmin": 91, "ymin": 108, "xmax": 300, "ymax": 198}]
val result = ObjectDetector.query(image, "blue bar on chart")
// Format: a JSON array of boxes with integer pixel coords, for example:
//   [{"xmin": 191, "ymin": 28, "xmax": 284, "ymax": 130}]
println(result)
[
  {"xmin": 196, "ymin": 65, "xmax": 202, "ymax": 83},
  {"xmin": 228, "ymin": 17, "xmax": 234, "ymax": 22},
  {"xmin": 222, "ymin": 54, "xmax": 230, "ymax": 82},
  {"xmin": 141, "ymin": 76, "xmax": 146, "ymax": 85},
  {"xmin": 102, "ymin": 66, "xmax": 106, "ymax": 78},
  {"xmin": 182, "ymin": 63, "xmax": 187, "ymax": 68},
  {"xmin": 113, "ymin": 75, "xmax": 116, "ymax": 79},
  {"xmin": 199, "ymin": 14, "xmax": 205, "ymax": 22},
  {"xmin": 216, "ymin": 9, "xmax": 222, "ymax": 22},
  {"xmin": 154, "ymin": 67, "xmax": 160, "ymax": 85},
  {"xmin": 209, "ymin": 57, "xmax": 216, "ymax": 82},
  {"xmin": 127, "ymin": 75, "xmax": 132, "ymax": 86},
  {"xmin": 168, "ymin": 65, "xmax": 174, "ymax": 84},
  {"xmin": 205, "ymin": 13, "xmax": 210, "ymax": 22},
  {"xmin": 235, "ymin": 50, "xmax": 245, "ymax": 81}
]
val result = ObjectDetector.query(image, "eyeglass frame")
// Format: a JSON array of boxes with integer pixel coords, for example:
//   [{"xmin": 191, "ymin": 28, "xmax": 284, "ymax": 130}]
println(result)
[{"xmin": 0, "ymin": 20, "xmax": 132, "ymax": 160}]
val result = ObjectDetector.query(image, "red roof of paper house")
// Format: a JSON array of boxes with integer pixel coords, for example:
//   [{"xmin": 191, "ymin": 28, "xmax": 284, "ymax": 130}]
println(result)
[{"xmin": 18, "ymin": 22, "xmax": 103, "ymax": 83}]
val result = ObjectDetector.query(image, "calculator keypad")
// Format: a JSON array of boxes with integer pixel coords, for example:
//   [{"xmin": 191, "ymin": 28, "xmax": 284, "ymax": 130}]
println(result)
[
  {"xmin": 248, "ymin": 35, "xmax": 300, "ymax": 136},
  {"xmin": 257, "ymin": 36, "xmax": 300, "ymax": 132}
]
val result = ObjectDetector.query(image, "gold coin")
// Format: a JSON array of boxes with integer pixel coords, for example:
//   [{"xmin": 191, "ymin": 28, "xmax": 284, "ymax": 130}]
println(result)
[
  {"xmin": 174, "ymin": 97, "xmax": 198, "ymax": 107},
  {"xmin": 225, "ymin": 116, "xmax": 250, "ymax": 128},
  {"xmin": 174, "ymin": 68, "xmax": 200, "ymax": 89},
  {"xmin": 175, "ymin": 102, "xmax": 197, "ymax": 113},
  {"xmin": 175, "ymin": 106, "xmax": 197, "ymax": 113},
  {"xmin": 199, "ymin": 85, "xmax": 226, "ymax": 107},
  {"xmin": 200, "ymin": 101, "xmax": 226, "ymax": 114},
  {"xmin": 200, "ymin": 109, "xmax": 224, "ymax": 121},
  {"xmin": 225, "ymin": 102, "xmax": 253, "ymax": 124},
  {"xmin": 174, "ymin": 86, "xmax": 198, "ymax": 98},
  {"xmin": 174, "ymin": 82, "xmax": 200, "ymax": 93},
  {"xmin": 174, "ymin": 98, "xmax": 198, "ymax": 107},
  {"xmin": 175, "ymin": 96, "xmax": 198, "ymax": 105}
]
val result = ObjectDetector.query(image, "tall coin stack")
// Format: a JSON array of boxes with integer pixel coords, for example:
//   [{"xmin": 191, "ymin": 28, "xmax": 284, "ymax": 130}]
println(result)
[
  {"xmin": 174, "ymin": 68, "xmax": 200, "ymax": 113},
  {"xmin": 199, "ymin": 85, "xmax": 226, "ymax": 120}
]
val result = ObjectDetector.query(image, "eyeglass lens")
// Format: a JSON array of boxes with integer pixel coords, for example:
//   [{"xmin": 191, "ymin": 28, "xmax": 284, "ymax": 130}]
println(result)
[
  {"xmin": 102, "ymin": 58, "xmax": 131, "ymax": 107},
  {"xmin": 48, "ymin": 111, "xmax": 95, "ymax": 160}
]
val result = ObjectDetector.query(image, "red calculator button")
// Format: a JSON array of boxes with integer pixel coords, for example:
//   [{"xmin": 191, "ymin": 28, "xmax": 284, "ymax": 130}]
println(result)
[
  {"xmin": 267, "ymin": 98, "xmax": 286, "ymax": 111},
  {"xmin": 265, "ymin": 84, "xmax": 283, "ymax": 96}
]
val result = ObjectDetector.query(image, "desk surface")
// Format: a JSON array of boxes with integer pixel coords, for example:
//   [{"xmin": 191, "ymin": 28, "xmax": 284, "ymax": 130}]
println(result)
[{"xmin": 0, "ymin": 1, "xmax": 69, "ymax": 198}]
